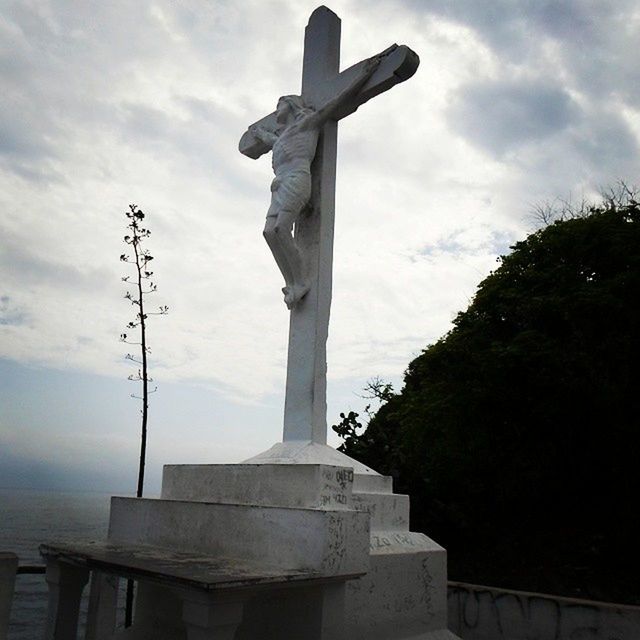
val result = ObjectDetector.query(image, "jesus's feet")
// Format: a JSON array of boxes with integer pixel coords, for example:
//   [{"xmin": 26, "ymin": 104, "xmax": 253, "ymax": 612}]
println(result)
[{"xmin": 282, "ymin": 282, "xmax": 310, "ymax": 310}]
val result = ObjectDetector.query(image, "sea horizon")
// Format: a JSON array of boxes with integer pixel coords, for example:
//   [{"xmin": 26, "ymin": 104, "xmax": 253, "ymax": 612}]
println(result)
[{"xmin": 1, "ymin": 486, "xmax": 132, "ymax": 638}]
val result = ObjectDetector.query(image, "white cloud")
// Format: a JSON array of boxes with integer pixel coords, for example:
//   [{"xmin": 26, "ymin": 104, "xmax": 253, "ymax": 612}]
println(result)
[{"xmin": 1, "ymin": 0, "xmax": 639, "ymax": 472}]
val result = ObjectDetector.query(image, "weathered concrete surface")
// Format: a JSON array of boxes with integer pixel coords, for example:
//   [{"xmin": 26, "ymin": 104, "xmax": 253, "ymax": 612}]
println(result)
[
  {"xmin": 108, "ymin": 496, "xmax": 370, "ymax": 577},
  {"xmin": 160, "ymin": 459, "xmax": 454, "ymax": 638},
  {"xmin": 40, "ymin": 541, "xmax": 356, "ymax": 590},
  {"xmin": 352, "ymin": 473, "xmax": 393, "ymax": 493},
  {"xmin": 346, "ymin": 533, "xmax": 450, "ymax": 640},
  {"xmin": 351, "ymin": 492, "xmax": 410, "ymax": 531},
  {"xmin": 102, "ymin": 460, "xmax": 373, "ymax": 639},
  {"xmin": 162, "ymin": 463, "xmax": 355, "ymax": 510},
  {"xmin": 0, "ymin": 552, "xmax": 18, "ymax": 640},
  {"xmin": 43, "ymin": 557, "xmax": 89, "ymax": 640},
  {"xmin": 448, "ymin": 582, "xmax": 640, "ymax": 640},
  {"xmin": 40, "ymin": 542, "xmax": 356, "ymax": 640},
  {"xmin": 243, "ymin": 440, "xmax": 380, "ymax": 475}
]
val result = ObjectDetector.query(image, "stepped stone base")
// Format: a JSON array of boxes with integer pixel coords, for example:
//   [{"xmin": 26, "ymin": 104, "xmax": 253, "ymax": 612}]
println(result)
[
  {"xmin": 164, "ymin": 442, "xmax": 457, "ymax": 639},
  {"xmin": 109, "ymin": 495, "xmax": 369, "ymax": 577},
  {"xmin": 242, "ymin": 441, "xmax": 380, "ymax": 476},
  {"xmin": 40, "ymin": 444, "xmax": 458, "ymax": 639}
]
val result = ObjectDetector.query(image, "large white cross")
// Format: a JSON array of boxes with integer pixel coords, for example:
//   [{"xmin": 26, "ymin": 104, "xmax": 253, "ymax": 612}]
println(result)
[{"xmin": 239, "ymin": 6, "xmax": 419, "ymax": 445}]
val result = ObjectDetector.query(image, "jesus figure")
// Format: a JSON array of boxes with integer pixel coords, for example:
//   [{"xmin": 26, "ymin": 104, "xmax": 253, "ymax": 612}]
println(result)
[{"xmin": 250, "ymin": 52, "xmax": 387, "ymax": 309}]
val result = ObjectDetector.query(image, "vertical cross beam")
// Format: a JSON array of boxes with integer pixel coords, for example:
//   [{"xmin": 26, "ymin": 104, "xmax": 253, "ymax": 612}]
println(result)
[{"xmin": 283, "ymin": 7, "xmax": 340, "ymax": 443}]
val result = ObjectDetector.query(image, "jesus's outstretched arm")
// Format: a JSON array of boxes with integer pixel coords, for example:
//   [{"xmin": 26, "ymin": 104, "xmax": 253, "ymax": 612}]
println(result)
[
  {"xmin": 250, "ymin": 125, "xmax": 278, "ymax": 149},
  {"xmin": 301, "ymin": 47, "xmax": 396, "ymax": 130}
]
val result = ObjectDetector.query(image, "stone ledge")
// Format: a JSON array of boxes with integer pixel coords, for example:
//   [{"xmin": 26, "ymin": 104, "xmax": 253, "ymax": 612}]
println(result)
[
  {"xmin": 352, "ymin": 492, "xmax": 410, "ymax": 532},
  {"xmin": 162, "ymin": 463, "xmax": 355, "ymax": 510},
  {"xmin": 353, "ymin": 473, "xmax": 393, "ymax": 494},
  {"xmin": 108, "ymin": 497, "xmax": 370, "ymax": 576},
  {"xmin": 39, "ymin": 541, "xmax": 362, "ymax": 592}
]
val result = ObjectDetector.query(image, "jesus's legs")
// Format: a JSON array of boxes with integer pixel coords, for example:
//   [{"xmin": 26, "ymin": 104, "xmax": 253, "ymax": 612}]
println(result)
[
  {"xmin": 263, "ymin": 210, "xmax": 309, "ymax": 309},
  {"xmin": 263, "ymin": 174, "xmax": 311, "ymax": 309}
]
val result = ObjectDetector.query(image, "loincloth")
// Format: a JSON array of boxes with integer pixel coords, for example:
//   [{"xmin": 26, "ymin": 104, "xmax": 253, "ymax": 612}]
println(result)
[{"xmin": 268, "ymin": 169, "xmax": 311, "ymax": 217}]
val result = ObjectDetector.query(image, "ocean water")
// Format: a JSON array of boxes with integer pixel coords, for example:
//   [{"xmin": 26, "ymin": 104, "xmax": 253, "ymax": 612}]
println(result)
[{"xmin": 0, "ymin": 487, "xmax": 123, "ymax": 639}]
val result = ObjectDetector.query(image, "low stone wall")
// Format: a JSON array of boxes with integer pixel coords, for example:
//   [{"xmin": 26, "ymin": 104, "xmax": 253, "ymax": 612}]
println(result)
[{"xmin": 448, "ymin": 581, "xmax": 640, "ymax": 640}]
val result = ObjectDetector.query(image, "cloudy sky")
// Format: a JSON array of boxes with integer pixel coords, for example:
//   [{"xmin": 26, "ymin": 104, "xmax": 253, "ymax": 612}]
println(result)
[{"xmin": 1, "ymin": 0, "xmax": 638, "ymax": 493}]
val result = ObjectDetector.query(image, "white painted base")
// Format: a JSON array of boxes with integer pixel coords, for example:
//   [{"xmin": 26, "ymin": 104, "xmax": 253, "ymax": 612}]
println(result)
[
  {"xmin": 93, "ymin": 456, "xmax": 459, "ymax": 639},
  {"xmin": 108, "ymin": 495, "xmax": 369, "ymax": 577},
  {"xmin": 236, "ymin": 449, "xmax": 458, "ymax": 639},
  {"xmin": 346, "ymin": 533, "xmax": 448, "ymax": 639},
  {"xmin": 242, "ymin": 441, "xmax": 380, "ymax": 475},
  {"xmin": 162, "ymin": 463, "xmax": 355, "ymax": 510}
]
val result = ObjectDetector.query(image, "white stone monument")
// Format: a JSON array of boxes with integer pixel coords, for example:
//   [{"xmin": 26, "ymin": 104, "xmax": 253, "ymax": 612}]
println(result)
[
  {"xmin": 39, "ymin": 7, "xmax": 459, "ymax": 640},
  {"xmin": 239, "ymin": 6, "xmax": 419, "ymax": 449}
]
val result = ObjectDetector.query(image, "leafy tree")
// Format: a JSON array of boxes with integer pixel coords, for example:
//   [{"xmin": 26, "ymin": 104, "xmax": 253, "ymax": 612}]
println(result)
[
  {"xmin": 332, "ymin": 377, "xmax": 395, "ymax": 460},
  {"xmin": 120, "ymin": 204, "xmax": 168, "ymax": 623},
  {"xmin": 336, "ymin": 192, "xmax": 640, "ymax": 603}
]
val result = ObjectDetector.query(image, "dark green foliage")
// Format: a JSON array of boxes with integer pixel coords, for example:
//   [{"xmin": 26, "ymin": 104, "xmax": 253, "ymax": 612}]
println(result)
[
  {"xmin": 333, "ymin": 377, "xmax": 396, "ymax": 464},
  {"xmin": 338, "ymin": 197, "xmax": 640, "ymax": 602}
]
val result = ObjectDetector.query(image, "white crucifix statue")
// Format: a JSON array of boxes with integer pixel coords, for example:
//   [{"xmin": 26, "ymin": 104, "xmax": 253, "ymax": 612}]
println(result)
[{"xmin": 239, "ymin": 6, "xmax": 419, "ymax": 451}]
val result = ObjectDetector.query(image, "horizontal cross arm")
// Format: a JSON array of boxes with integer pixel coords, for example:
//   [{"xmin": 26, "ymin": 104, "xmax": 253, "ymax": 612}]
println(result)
[
  {"xmin": 328, "ymin": 44, "xmax": 419, "ymax": 120},
  {"xmin": 239, "ymin": 112, "xmax": 279, "ymax": 160},
  {"xmin": 238, "ymin": 44, "xmax": 420, "ymax": 159}
]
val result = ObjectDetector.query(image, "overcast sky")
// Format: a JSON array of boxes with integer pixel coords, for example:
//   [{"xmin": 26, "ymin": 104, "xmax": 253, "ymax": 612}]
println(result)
[{"xmin": 1, "ymin": 0, "xmax": 639, "ymax": 493}]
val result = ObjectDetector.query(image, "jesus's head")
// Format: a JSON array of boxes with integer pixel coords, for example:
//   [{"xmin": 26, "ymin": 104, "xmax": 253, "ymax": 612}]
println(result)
[{"xmin": 276, "ymin": 95, "xmax": 313, "ymax": 125}]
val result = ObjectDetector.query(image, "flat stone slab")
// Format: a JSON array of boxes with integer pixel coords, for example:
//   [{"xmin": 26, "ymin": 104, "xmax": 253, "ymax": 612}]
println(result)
[
  {"xmin": 39, "ymin": 541, "xmax": 360, "ymax": 592},
  {"xmin": 108, "ymin": 497, "xmax": 370, "ymax": 577},
  {"xmin": 162, "ymin": 463, "xmax": 355, "ymax": 510}
]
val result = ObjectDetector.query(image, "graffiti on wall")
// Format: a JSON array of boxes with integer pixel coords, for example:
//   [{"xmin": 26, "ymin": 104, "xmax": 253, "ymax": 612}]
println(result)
[{"xmin": 448, "ymin": 582, "xmax": 640, "ymax": 640}]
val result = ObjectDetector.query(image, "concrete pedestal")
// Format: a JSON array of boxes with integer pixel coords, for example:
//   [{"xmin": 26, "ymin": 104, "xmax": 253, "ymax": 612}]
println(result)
[
  {"xmin": 165, "ymin": 449, "xmax": 459, "ymax": 639},
  {"xmin": 41, "ymin": 456, "xmax": 458, "ymax": 639}
]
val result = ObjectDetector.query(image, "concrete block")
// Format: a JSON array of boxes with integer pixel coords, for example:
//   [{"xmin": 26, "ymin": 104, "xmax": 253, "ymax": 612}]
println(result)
[
  {"xmin": 353, "ymin": 473, "xmax": 393, "ymax": 494},
  {"xmin": 351, "ymin": 492, "xmax": 410, "ymax": 531},
  {"xmin": 346, "ymin": 533, "xmax": 448, "ymax": 639},
  {"xmin": 162, "ymin": 464, "xmax": 354, "ymax": 510},
  {"xmin": 108, "ymin": 497, "xmax": 370, "ymax": 577}
]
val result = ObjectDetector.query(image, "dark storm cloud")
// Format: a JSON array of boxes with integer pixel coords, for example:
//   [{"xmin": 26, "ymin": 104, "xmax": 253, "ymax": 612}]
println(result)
[
  {"xmin": 402, "ymin": 0, "xmax": 633, "ymax": 59},
  {"xmin": 571, "ymin": 112, "xmax": 638, "ymax": 170},
  {"xmin": 380, "ymin": 0, "xmax": 640, "ymax": 182},
  {"xmin": 448, "ymin": 79, "xmax": 577, "ymax": 157},
  {"xmin": 398, "ymin": 0, "xmax": 640, "ymax": 108}
]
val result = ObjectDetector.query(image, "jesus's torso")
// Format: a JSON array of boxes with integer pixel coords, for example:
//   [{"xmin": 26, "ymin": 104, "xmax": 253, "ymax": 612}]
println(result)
[{"xmin": 272, "ymin": 123, "xmax": 320, "ymax": 177}]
